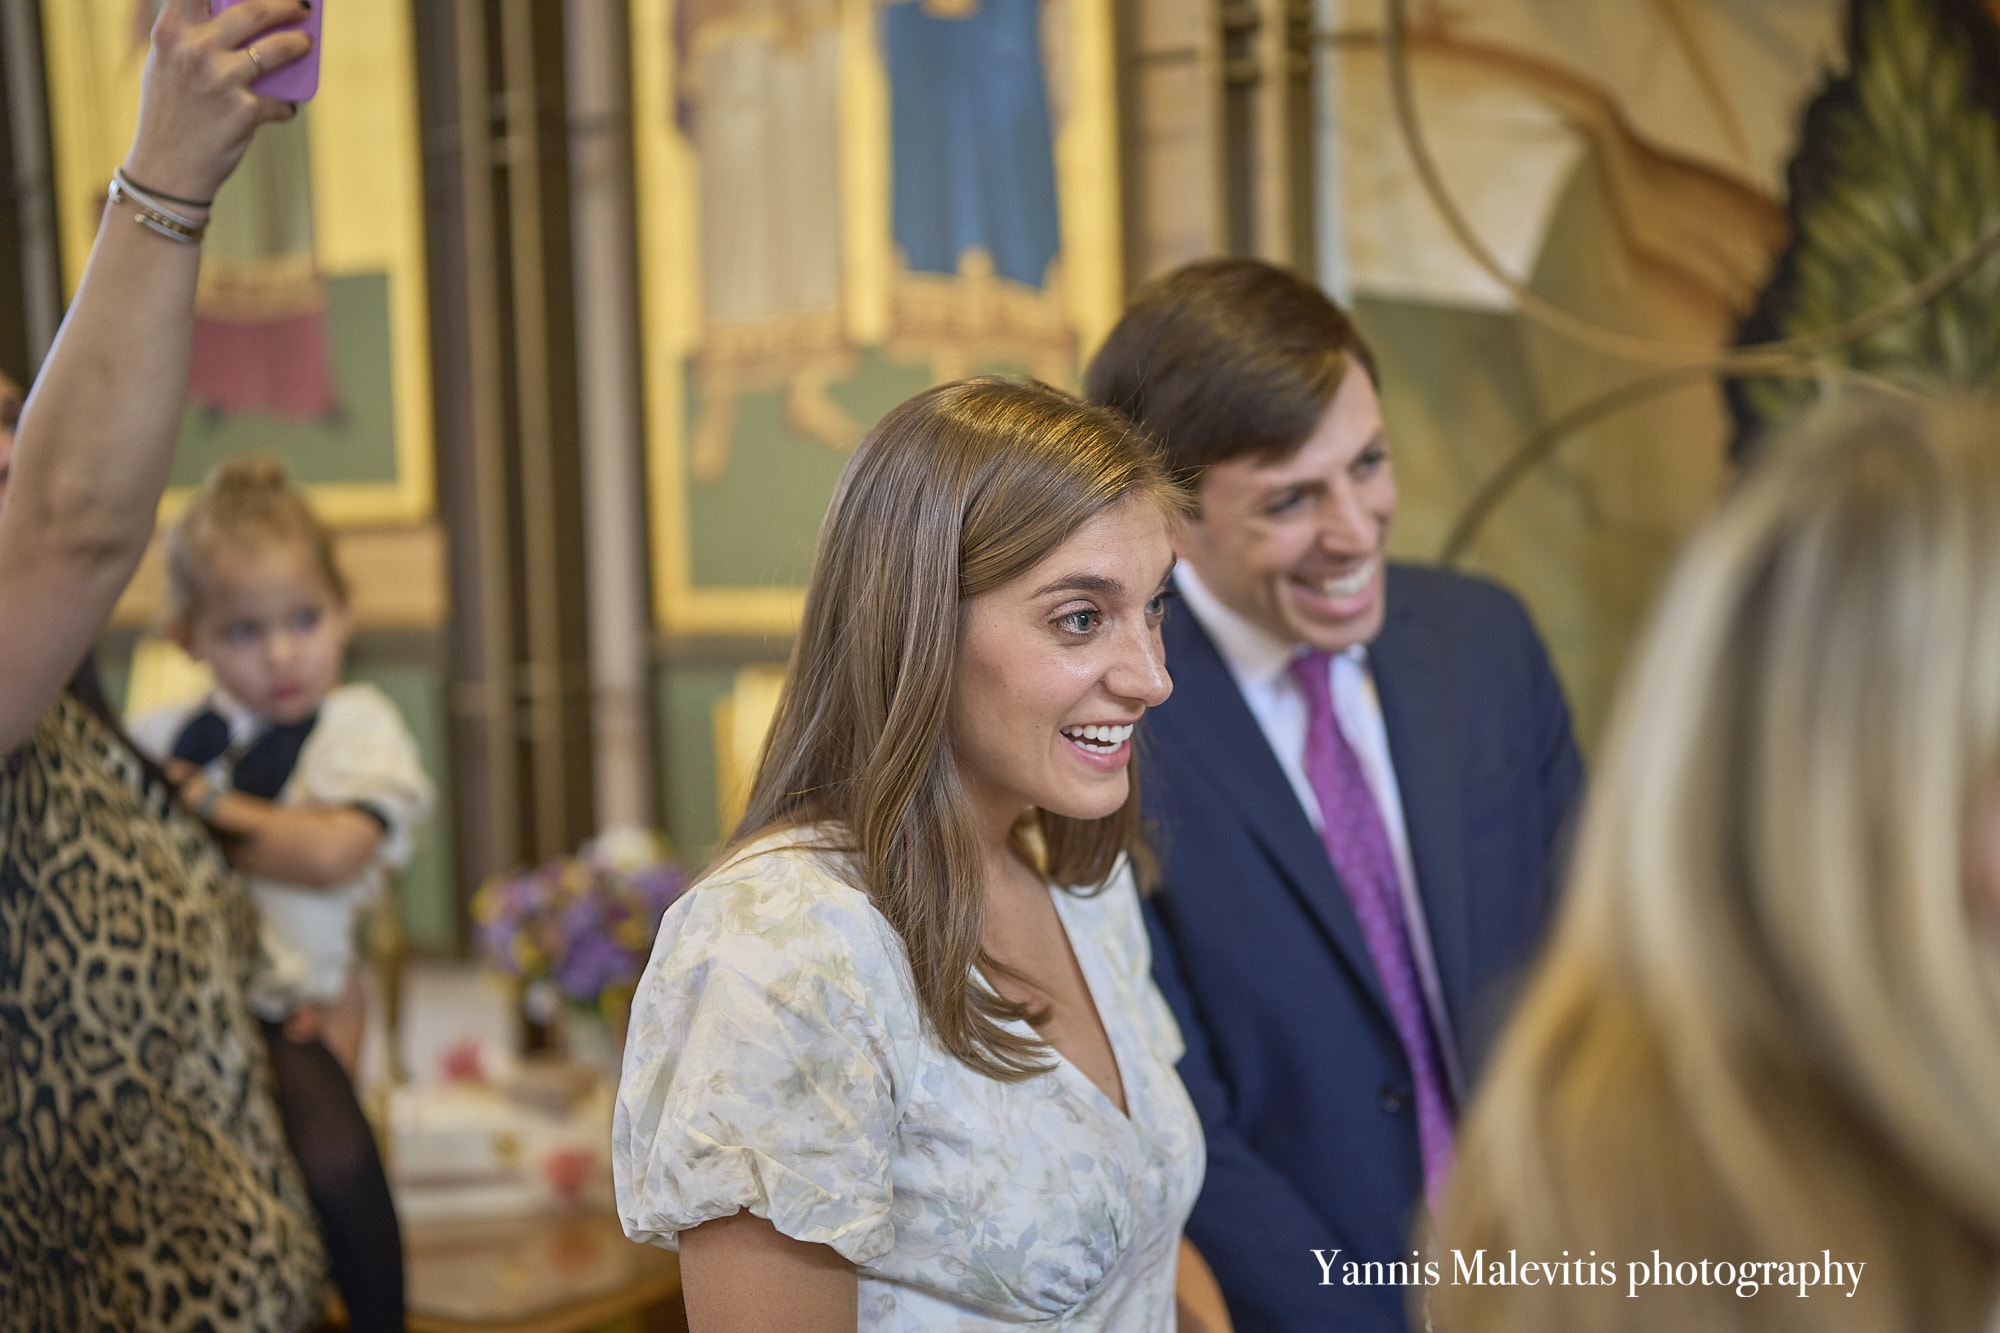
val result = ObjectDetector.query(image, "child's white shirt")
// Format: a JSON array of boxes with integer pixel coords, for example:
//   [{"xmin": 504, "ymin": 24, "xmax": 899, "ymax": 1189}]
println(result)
[{"xmin": 131, "ymin": 683, "xmax": 435, "ymax": 1019}]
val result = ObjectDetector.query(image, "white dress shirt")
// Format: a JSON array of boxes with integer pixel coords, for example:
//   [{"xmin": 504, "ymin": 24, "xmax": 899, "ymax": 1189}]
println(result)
[{"xmin": 1174, "ymin": 563, "xmax": 1467, "ymax": 1100}]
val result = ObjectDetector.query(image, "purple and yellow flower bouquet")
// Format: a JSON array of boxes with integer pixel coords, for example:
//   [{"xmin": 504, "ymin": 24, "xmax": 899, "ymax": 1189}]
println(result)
[{"xmin": 472, "ymin": 828, "xmax": 690, "ymax": 1030}]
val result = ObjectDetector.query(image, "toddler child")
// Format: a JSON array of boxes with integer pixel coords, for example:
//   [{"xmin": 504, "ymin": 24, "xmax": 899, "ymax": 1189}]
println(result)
[{"xmin": 131, "ymin": 455, "xmax": 431, "ymax": 1333}]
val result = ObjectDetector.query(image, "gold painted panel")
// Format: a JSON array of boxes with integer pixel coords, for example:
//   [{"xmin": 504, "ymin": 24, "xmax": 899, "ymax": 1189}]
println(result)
[
  {"xmin": 633, "ymin": 0, "xmax": 1123, "ymax": 634},
  {"xmin": 40, "ymin": 0, "xmax": 435, "ymax": 525}
]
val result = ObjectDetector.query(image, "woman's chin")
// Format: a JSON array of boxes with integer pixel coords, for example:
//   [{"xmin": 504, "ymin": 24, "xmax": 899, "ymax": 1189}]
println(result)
[{"xmin": 1035, "ymin": 772, "xmax": 1132, "ymax": 825}]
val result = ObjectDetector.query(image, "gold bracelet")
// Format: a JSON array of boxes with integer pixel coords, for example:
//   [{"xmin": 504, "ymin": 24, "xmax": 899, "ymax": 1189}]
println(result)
[{"xmin": 107, "ymin": 176, "xmax": 206, "ymax": 245}]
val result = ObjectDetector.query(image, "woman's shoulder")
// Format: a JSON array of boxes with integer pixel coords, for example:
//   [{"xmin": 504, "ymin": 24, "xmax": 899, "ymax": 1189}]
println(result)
[
  {"xmin": 628, "ymin": 821, "xmax": 921, "ymax": 1110},
  {"xmin": 617, "ymin": 824, "xmax": 914, "ymax": 1267},
  {"xmin": 665, "ymin": 823, "xmax": 904, "ymax": 983},
  {"xmin": 12, "ymin": 694, "xmax": 160, "ymax": 806},
  {"xmin": 695, "ymin": 821, "xmax": 867, "ymax": 908},
  {"xmin": 6, "ymin": 693, "xmax": 83, "ymax": 773}
]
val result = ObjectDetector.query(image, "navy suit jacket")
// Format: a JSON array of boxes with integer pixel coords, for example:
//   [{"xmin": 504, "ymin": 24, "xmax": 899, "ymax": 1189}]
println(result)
[{"xmin": 1142, "ymin": 563, "xmax": 1583, "ymax": 1332}]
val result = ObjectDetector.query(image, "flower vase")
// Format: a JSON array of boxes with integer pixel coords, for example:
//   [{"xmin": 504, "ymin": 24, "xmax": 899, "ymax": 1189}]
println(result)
[{"xmin": 564, "ymin": 1003, "xmax": 626, "ymax": 1080}]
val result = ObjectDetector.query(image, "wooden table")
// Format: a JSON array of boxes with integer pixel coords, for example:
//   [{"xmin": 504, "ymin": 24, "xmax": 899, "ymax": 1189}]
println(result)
[{"xmin": 404, "ymin": 1210, "xmax": 685, "ymax": 1333}]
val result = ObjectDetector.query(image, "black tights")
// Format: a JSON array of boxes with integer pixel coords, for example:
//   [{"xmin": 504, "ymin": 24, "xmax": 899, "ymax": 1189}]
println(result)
[{"xmin": 262, "ymin": 1021, "xmax": 405, "ymax": 1332}]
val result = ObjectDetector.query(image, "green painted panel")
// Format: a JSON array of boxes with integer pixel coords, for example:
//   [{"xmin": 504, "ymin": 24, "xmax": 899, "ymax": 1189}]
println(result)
[
  {"xmin": 171, "ymin": 272, "xmax": 400, "ymax": 488},
  {"xmin": 345, "ymin": 660, "xmax": 456, "ymax": 953},
  {"xmin": 1352, "ymin": 297, "xmax": 1541, "ymax": 563},
  {"xmin": 654, "ymin": 663, "xmax": 737, "ymax": 862},
  {"xmin": 684, "ymin": 347, "xmax": 932, "ymax": 589},
  {"xmin": 683, "ymin": 348, "xmax": 1056, "ymax": 589}
]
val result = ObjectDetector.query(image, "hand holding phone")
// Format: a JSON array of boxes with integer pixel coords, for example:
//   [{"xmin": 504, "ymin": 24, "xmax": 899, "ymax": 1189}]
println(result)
[
  {"xmin": 122, "ymin": 0, "xmax": 315, "ymax": 202},
  {"xmin": 212, "ymin": 0, "xmax": 325, "ymax": 102}
]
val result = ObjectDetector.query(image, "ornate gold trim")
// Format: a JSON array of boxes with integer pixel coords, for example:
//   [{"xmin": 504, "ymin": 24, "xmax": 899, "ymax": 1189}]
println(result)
[
  {"xmin": 634, "ymin": 0, "xmax": 1122, "ymax": 634},
  {"xmin": 195, "ymin": 252, "xmax": 330, "ymax": 323}
]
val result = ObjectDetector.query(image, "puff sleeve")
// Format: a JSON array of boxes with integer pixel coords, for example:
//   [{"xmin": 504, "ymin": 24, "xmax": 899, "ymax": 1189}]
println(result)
[
  {"xmin": 613, "ymin": 848, "xmax": 916, "ymax": 1267},
  {"xmin": 297, "ymin": 684, "xmax": 434, "ymax": 868}
]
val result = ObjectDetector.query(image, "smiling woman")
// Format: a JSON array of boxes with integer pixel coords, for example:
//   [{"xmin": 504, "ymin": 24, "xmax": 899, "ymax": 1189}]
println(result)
[
  {"xmin": 952, "ymin": 494, "xmax": 1176, "ymax": 872},
  {"xmin": 716, "ymin": 377, "xmax": 1186, "ymax": 1081},
  {"xmin": 613, "ymin": 378, "xmax": 1219, "ymax": 1332}
]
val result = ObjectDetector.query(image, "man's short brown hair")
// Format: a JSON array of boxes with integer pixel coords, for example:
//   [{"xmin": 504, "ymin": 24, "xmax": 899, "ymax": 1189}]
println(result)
[{"xmin": 1084, "ymin": 258, "xmax": 1376, "ymax": 486}]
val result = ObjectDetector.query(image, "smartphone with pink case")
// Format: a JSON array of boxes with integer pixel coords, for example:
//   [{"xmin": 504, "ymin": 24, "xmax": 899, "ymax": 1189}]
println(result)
[{"xmin": 211, "ymin": 0, "xmax": 325, "ymax": 102}]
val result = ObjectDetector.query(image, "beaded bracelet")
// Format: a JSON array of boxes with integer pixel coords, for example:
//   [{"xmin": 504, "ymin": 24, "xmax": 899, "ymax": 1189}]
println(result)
[
  {"xmin": 108, "ymin": 172, "xmax": 206, "ymax": 244},
  {"xmin": 114, "ymin": 169, "xmax": 213, "ymax": 210}
]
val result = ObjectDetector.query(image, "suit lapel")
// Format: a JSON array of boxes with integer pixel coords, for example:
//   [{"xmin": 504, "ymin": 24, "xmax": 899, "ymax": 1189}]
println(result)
[
  {"xmin": 1155, "ymin": 606, "xmax": 1394, "ymax": 1023},
  {"xmin": 1369, "ymin": 569, "xmax": 1474, "ymax": 1072}
]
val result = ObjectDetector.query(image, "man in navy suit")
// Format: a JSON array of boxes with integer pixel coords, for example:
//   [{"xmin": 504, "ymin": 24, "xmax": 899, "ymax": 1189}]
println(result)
[{"xmin": 1088, "ymin": 259, "xmax": 1583, "ymax": 1332}]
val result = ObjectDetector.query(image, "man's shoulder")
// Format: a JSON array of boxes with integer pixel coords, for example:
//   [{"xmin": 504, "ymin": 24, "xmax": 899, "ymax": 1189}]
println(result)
[
  {"xmin": 1378, "ymin": 563, "xmax": 1569, "ymax": 732},
  {"xmin": 1382, "ymin": 563, "xmax": 1557, "ymax": 683},
  {"xmin": 1384, "ymin": 561, "xmax": 1533, "ymax": 635}
]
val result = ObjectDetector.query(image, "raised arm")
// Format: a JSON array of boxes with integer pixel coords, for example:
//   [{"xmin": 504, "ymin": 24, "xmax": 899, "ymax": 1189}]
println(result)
[{"xmin": 0, "ymin": 0, "xmax": 312, "ymax": 752}]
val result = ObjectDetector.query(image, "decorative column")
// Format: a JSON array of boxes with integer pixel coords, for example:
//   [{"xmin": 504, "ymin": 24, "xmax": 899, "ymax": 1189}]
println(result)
[{"xmin": 564, "ymin": 0, "xmax": 658, "ymax": 833}]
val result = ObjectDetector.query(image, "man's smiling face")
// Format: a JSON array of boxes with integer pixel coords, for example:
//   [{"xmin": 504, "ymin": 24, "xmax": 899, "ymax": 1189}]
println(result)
[{"xmin": 1174, "ymin": 365, "xmax": 1395, "ymax": 653}]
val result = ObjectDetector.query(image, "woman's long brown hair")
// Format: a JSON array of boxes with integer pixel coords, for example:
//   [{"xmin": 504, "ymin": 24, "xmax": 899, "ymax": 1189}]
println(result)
[{"xmin": 725, "ymin": 377, "xmax": 1181, "ymax": 1081}]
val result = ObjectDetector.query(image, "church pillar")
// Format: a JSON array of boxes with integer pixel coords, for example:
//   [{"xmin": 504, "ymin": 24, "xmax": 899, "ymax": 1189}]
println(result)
[
  {"xmin": 0, "ymin": 0, "xmax": 60, "ymax": 378},
  {"xmin": 564, "ymin": 0, "xmax": 658, "ymax": 834}
]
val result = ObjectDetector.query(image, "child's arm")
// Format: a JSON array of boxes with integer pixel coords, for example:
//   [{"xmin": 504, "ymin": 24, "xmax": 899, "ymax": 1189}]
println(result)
[{"xmin": 172, "ymin": 763, "xmax": 382, "ymax": 888}]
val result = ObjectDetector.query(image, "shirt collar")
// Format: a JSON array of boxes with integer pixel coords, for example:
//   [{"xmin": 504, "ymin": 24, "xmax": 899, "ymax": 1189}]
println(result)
[
  {"xmin": 1174, "ymin": 562, "xmax": 1367, "ymax": 692},
  {"xmin": 207, "ymin": 686, "xmax": 267, "ymax": 748}
]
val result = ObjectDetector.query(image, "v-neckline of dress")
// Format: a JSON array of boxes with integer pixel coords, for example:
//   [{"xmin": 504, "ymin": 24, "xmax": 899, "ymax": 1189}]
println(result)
[{"xmin": 1023, "ymin": 886, "xmax": 1135, "ymax": 1125}]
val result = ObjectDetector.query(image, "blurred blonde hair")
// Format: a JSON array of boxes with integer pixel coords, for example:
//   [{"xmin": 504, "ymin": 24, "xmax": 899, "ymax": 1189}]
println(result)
[
  {"xmin": 728, "ymin": 377, "xmax": 1184, "ymax": 1082},
  {"xmin": 1433, "ymin": 399, "xmax": 2000, "ymax": 1333},
  {"xmin": 165, "ymin": 454, "xmax": 346, "ymax": 622}
]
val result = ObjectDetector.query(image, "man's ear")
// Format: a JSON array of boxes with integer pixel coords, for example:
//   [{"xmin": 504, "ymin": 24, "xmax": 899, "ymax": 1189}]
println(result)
[{"xmin": 1168, "ymin": 504, "xmax": 1205, "ymax": 561}]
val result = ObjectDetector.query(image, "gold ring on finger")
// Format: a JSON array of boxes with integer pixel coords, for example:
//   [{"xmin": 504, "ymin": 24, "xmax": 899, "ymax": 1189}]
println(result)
[{"xmin": 246, "ymin": 45, "xmax": 266, "ymax": 75}]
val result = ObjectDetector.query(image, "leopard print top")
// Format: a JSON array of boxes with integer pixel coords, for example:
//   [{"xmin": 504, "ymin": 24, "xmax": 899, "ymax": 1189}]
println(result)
[{"xmin": 0, "ymin": 695, "xmax": 327, "ymax": 1330}]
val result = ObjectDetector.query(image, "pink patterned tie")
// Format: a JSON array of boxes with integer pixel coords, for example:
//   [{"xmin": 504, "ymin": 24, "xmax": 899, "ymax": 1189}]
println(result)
[{"xmin": 1289, "ymin": 650, "xmax": 1456, "ymax": 1213}]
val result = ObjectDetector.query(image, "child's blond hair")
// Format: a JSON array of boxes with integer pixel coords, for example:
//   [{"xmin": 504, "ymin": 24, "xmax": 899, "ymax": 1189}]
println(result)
[{"xmin": 164, "ymin": 455, "xmax": 347, "ymax": 622}]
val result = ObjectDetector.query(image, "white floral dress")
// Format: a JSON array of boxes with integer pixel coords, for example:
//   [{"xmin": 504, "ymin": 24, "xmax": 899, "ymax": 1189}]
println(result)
[{"xmin": 613, "ymin": 829, "xmax": 1204, "ymax": 1330}]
